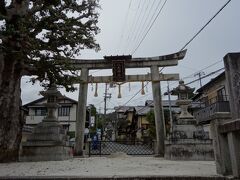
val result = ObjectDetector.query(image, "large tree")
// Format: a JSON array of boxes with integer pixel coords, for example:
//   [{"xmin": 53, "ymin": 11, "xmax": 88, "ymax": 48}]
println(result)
[{"xmin": 0, "ymin": 0, "xmax": 100, "ymax": 162}]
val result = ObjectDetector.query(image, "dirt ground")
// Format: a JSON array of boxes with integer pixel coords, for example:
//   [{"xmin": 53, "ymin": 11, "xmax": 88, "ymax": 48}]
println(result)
[{"xmin": 0, "ymin": 154, "xmax": 219, "ymax": 177}]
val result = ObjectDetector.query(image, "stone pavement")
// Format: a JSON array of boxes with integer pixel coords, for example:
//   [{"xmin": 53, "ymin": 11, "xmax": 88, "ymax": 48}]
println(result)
[{"xmin": 0, "ymin": 156, "xmax": 236, "ymax": 179}]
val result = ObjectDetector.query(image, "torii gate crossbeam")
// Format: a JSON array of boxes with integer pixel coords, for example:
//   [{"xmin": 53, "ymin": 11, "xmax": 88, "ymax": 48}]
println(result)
[{"xmin": 73, "ymin": 50, "xmax": 187, "ymax": 157}]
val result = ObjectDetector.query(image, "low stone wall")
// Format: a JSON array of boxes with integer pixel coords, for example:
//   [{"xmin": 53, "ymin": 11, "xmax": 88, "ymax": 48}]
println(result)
[{"xmin": 165, "ymin": 139, "xmax": 214, "ymax": 161}]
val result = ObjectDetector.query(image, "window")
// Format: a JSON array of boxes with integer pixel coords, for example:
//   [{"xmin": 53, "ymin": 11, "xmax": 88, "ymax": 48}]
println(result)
[
  {"xmin": 58, "ymin": 106, "xmax": 70, "ymax": 116},
  {"xmin": 35, "ymin": 107, "xmax": 47, "ymax": 116}
]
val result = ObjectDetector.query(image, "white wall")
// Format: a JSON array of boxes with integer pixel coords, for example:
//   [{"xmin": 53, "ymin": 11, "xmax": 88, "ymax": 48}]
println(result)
[{"xmin": 25, "ymin": 99, "xmax": 77, "ymax": 133}]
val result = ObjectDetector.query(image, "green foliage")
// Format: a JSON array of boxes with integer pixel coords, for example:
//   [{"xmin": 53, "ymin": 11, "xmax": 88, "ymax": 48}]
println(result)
[
  {"xmin": 67, "ymin": 131, "xmax": 75, "ymax": 138},
  {"xmin": 0, "ymin": 0, "xmax": 100, "ymax": 90},
  {"xmin": 96, "ymin": 116, "xmax": 104, "ymax": 129},
  {"xmin": 89, "ymin": 104, "xmax": 97, "ymax": 116},
  {"xmin": 146, "ymin": 109, "xmax": 174, "ymax": 139}
]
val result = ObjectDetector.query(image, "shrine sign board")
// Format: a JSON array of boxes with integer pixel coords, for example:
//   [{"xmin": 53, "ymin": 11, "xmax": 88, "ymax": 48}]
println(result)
[
  {"xmin": 112, "ymin": 60, "xmax": 125, "ymax": 82},
  {"xmin": 104, "ymin": 55, "xmax": 132, "ymax": 82}
]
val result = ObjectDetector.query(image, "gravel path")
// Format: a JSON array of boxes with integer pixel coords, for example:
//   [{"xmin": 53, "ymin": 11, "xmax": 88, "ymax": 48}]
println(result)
[{"xmin": 0, "ymin": 156, "xmax": 217, "ymax": 177}]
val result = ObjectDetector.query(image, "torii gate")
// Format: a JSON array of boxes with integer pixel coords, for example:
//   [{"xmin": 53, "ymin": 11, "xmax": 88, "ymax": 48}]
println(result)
[{"xmin": 71, "ymin": 50, "xmax": 187, "ymax": 156}]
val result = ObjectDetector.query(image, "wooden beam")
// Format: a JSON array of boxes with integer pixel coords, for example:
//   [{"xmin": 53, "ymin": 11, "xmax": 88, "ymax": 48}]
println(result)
[
  {"xmin": 74, "ymin": 73, "xmax": 179, "ymax": 83},
  {"xmin": 70, "ymin": 50, "xmax": 187, "ymax": 70}
]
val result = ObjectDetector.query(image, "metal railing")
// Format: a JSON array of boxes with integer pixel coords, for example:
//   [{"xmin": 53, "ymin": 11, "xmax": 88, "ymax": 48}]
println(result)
[
  {"xmin": 194, "ymin": 97, "xmax": 230, "ymax": 124},
  {"xmin": 87, "ymin": 140, "xmax": 154, "ymax": 156}
]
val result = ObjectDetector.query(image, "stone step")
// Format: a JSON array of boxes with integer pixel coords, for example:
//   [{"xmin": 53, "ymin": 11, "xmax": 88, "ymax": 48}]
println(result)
[{"xmin": 0, "ymin": 176, "xmax": 234, "ymax": 180}]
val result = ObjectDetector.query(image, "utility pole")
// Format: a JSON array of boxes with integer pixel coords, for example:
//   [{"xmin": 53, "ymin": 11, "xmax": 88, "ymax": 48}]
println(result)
[
  {"xmin": 167, "ymin": 81, "xmax": 173, "ymax": 134},
  {"xmin": 103, "ymin": 83, "xmax": 111, "ymax": 117},
  {"xmin": 194, "ymin": 71, "xmax": 205, "ymax": 87},
  {"xmin": 164, "ymin": 81, "xmax": 173, "ymax": 135},
  {"xmin": 88, "ymin": 105, "xmax": 91, "ymax": 139}
]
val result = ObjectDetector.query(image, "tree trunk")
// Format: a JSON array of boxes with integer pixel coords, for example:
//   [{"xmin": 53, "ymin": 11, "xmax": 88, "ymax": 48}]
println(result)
[{"xmin": 0, "ymin": 53, "xmax": 23, "ymax": 162}]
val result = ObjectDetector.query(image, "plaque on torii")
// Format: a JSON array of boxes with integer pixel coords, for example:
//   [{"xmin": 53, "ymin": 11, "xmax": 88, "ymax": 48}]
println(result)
[
  {"xmin": 69, "ymin": 50, "xmax": 187, "ymax": 157},
  {"xmin": 104, "ymin": 55, "xmax": 132, "ymax": 82}
]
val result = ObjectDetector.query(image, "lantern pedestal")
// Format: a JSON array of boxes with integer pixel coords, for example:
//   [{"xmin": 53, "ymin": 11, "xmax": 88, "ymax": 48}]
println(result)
[
  {"xmin": 165, "ymin": 81, "xmax": 214, "ymax": 160},
  {"xmin": 176, "ymin": 99, "xmax": 194, "ymax": 120},
  {"xmin": 20, "ymin": 85, "xmax": 72, "ymax": 162}
]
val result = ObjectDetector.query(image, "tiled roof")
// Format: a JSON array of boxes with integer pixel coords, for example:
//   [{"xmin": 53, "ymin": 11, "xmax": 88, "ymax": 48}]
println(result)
[
  {"xmin": 23, "ymin": 95, "xmax": 78, "ymax": 108},
  {"xmin": 145, "ymin": 100, "xmax": 178, "ymax": 107}
]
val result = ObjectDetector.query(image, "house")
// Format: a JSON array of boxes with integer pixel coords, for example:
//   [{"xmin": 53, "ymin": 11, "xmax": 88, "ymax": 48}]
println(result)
[
  {"xmin": 192, "ymin": 71, "xmax": 231, "ymax": 137},
  {"xmin": 192, "ymin": 72, "xmax": 230, "ymax": 124},
  {"xmin": 114, "ymin": 100, "xmax": 180, "ymax": 140},
  {"xmin": 23, "ymin": 95, "xmax": 78, "ymax": 136}
]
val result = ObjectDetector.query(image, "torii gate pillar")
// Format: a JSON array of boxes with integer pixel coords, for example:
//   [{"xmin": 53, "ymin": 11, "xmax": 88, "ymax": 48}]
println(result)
[
  {"xmin": 75, "ymin": 68, "xmax": 89, "ymax": 156},
  {"xmin": 151, "ymin": 66, "xmax": 165, "ymax": 156}
]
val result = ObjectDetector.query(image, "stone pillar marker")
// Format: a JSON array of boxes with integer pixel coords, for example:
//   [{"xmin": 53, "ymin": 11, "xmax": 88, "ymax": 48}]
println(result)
[
  {"xmin": 223, "ymin": 52, "xmax": 240, "ymax": 177},
  {"xmin": 224, "ymin": 53, "xmax": 240, "ymax": 120},
  {"xmin": 20, "ymin": 84, "xmax": 72, "ymax": 161}
]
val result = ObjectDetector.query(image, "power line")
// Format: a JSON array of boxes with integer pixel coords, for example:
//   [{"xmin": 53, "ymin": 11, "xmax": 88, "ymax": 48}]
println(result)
[
  {"xmin": 136, "ymin": 0, "xmax": 231, "ymax": 73},
  {"xmin": 161, "ymin": 59, "xmax": 224, "ymax": 92},
  {"xmin": 128, "ymin": 0, "xmax": 158, "ymax": 53},
  {"xmin": 180, "ymin": 0, "xmax": 232, "ymax": 51},
  {"xmin": 124, "ymin": 0, "xmax": 142, "ymax": 52},
  {"xmin": 123, "ymin": 81, "xmax": 150, "ymax": 105},
  {"xmin": 182, "ymin": 59, "xmax": 222, "ymax": 80},
  {"xmin": 185, "ymin": 67, "xmax": 225, "ymax": 86},
  {"xmin": 117, "ymin": 0, "xmax": 133, "ymax": 54},
  {"xmin": 127, "ymin": 0, "xmax": 147, "ymax": 49},
  {"xmin": 131, "ymin": 0, "xmax": 168, "ymax": 55},
  {"xmin": 122, "ymin": 60, "xmax": 222, "ymax": 106}
]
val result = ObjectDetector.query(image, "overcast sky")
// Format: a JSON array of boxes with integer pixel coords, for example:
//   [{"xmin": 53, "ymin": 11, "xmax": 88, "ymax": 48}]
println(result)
[{"xmin": 21, "ymin": 0, "xmax": 240, "ymax": 113}]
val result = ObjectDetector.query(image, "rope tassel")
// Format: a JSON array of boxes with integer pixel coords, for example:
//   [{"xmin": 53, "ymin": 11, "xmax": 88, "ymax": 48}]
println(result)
[
  {"xmin": 117, "ymin": 84, "xmax": 122, "ymax": 98},
  {"xmin": 141, "ymin": 81, "xmax": 145, "ymax": 95},
  {"xmin": 94, "ymin": 83, "xmax": 98, "ymax": 97}
]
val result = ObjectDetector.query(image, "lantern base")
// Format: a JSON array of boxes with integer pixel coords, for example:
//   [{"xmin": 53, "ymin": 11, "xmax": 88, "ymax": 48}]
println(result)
[{"xmin": 20, "ymin": 121, "xmax": 72, "ymax": 162}]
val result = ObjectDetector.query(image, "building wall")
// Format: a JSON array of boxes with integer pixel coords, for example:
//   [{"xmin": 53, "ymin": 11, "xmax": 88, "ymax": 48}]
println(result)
[
  {"xmin": 200, "ymin": 77, "xmax": 228, "ymax": 104},
  {"xmin": 25, "ymin": 99, "xmax": 77, "ymax": 133},
  {"xmin": 137, "ymin": 116, "xmax": 149, "ymax": 129},
  {"xmin": 58, "ymin": 104, "xmax": 77, "ymax": 132},
  {"xmin": 126, "ymin": 112, "xmax": 134, "ymax": 124}
]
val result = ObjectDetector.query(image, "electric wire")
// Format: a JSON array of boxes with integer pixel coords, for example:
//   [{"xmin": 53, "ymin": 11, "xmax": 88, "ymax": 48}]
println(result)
[
  {"xmin": 128, "ymin": 0, "xmax": 158, "ymax": 53},
  {"xmin": 159, "ymin": 0, "xmax": 231, "ymax": 74},
  {"xmin": 182, "ymin": 59, "xmax": 222, "ymax": 80},
  {"xmin": 117, "ymin": 0, "xmax": 133, "ymax": 54},
  {"xmin": 131, "ymin": 0, "xmax": 168, "ymax": 55},
  {"xmin": 123, "ymin": 0, "xmax": 142, "ymax": 53},
  {"xmin": 185, "ymin": 67, "xmax": 225, "ymax": 86},
  {"xmin": 130, "ymin": 0, "xmax": 160, "ymax": 54},
  {"xmin": 123, "ymin": 81, "xmax": 150, "ymax": 105},
  {"xmin": 180, "ymin": 0, "xmax": 232, "ymax": 51},
  {"xmin": 127, "ymin": 0, "xmax": 147, "ymax": 49},
  {"xmin": 83, "ymin": 1, "xmax": 231, "ymax": 108}
]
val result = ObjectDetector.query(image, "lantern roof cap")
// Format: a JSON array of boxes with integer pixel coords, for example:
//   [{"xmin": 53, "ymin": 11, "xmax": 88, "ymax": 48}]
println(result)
[{"xmin": 171, "ymin": 80, "xmax": 195, "ymax": 95}]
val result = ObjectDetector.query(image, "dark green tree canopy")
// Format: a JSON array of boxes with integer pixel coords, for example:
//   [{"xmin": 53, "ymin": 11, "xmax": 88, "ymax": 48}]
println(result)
[{"xmin": 0, "ymin": 0, "xmax": 100, "ymax": 90}]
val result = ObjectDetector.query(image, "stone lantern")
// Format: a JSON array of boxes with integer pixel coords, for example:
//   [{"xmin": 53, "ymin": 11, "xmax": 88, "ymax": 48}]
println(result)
[
  {"xmin": 20, "ymin": 84, "xmax": 72, "ymax": 161},
  {"xmin": 171, "ymin": 80, "xmax": 195, "ymax": 119},
  {"xmin": 40, "ymin": 84, "xmax": 62, "ymax": 123},
  {"xmin": 165, "ymin": 80, "xmax": 213, "ymax": 161}
]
